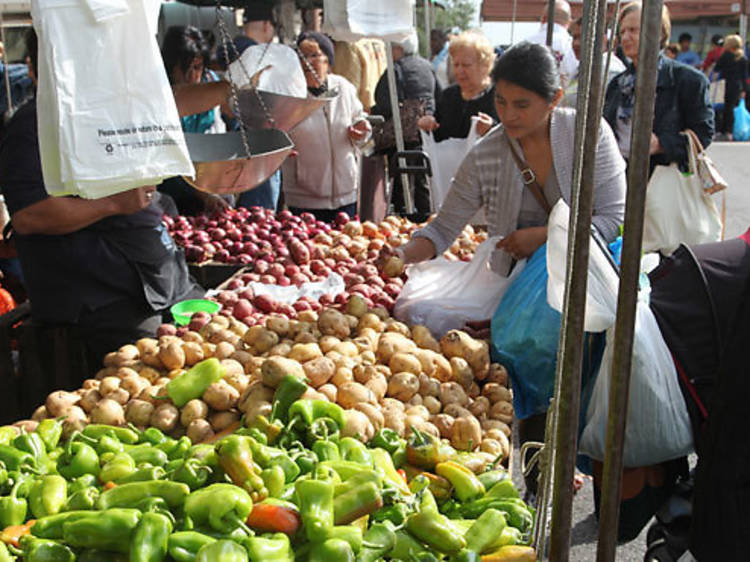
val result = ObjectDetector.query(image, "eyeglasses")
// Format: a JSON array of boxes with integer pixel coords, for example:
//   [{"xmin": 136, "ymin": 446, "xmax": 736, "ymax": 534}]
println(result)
[{"xmin": 299, "ymin": 51, "xmax": 326, "ymax": 60}]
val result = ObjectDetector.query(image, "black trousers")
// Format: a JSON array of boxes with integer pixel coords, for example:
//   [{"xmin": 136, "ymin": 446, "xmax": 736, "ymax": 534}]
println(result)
[{"xmin": 722, "ymin": 81, "xmax": 743, "ymax": 135}]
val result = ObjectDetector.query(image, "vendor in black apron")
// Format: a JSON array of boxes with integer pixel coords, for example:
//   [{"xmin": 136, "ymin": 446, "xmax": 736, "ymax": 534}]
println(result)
[{"xmin": 0, "ymin": 29, "xmax": 202, "ymax": 369}]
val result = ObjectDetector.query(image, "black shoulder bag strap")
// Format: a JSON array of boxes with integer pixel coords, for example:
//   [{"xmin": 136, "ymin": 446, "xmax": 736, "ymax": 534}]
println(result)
[{"xmin": 506, "ymin": 136, "xmax": 553, "ymax": 216}]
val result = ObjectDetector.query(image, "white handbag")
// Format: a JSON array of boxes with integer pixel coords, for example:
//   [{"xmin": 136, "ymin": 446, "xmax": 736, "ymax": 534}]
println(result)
[
  {"xmin": 709, "ymin": 78, "xmax": 726, "ymax": 105},
  {"xmin": 642, "ymin": 130, "xmax": 724, "ymax": 255}
]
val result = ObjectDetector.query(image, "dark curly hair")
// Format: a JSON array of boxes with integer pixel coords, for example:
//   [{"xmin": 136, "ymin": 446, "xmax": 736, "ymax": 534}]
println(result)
[
  {"xmin": 161, "ymin": 26, "xmax": 209, "ymax": 83},
  {"xmin": 490, "ymin": 41, "xmax": 560, "ymax": 102}
]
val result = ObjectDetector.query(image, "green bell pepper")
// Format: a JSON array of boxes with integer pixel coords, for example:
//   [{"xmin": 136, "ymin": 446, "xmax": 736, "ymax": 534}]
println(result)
[
  {"xmin": 371, "ymin": 447, "xmax": 410, "ymax": 495},
  {"xmin": 290, "ymin": 447, "xmax": 318, "ymax": 475},
  {"xmin": 371, "ymin": 428, "xmax": 406, "ymax": 468},
  {"xmin": 67, "ymin": 474, "xmax": 97, "ymax": 495},
  {"xmin": 261, "ymin": 465, "xmax": 285, "ymax": 499},
  {"xmin": 333, "ymin": 470, "xmax": 381, "ymax": 497},
  {"xmin": 312, "ymin": 440, "xmax": 340, "ymax": 462},
  {"xmin": 168, "ymin": 531, "xmax": 216, "ymax": 562},
  {"xmin": 405, "ymin": 428, "xmax": 454, "ymax": 470},
  {"xmin": 97, "ymin": 480, "xmax": 190, "ymax": 510},
  {"xmin": 435, "ymin": 461, "xmax": 485, "ymax": 502},
  {"xmin": 477, "ymin": 469, "xmax": 508, "ymax": 491},
  {"xmin": 28, "ymin": 475, "xmax": 67, "ymax": 518},
  {"xmin": 309, "ymin": 538, "xmax": 354, "ymax": 562},
  {"xmin": 195, "ymin": 539, "xmax": 248, "ymax": 562},
  {"xmin": 242, "ymin": 532, "xmax": 293, "ymax": 562},
  {"xmin": 334, "ymin": 481, "xmax": 383, "ymax": 525},
  {"xmin": 464, "ymin": 509, "xmax": 508, "ymax": 554},
  {"xmin": 183, "ymin": 484, "xmax": 253, "ymax": 535},
  {"xmin": 390, "ymin": 529, "xmax": 432, "ymax": 560},
  {"xmin": 130, "ymin": 511, "xmax": 172, "ymax": 562},
  {"xmin": 406, "ymin": 509, "xmax": 467, "ymax": 554},
  {"xmin": 82, "ymin": 424, "xmax": 139, "ymax": 445},
  {"xmin": 167, "ymin": 358, "xmax": 225, "ymax": 408},
  {"xmin": 0, "ymin": 444, "xmax": 35, "ymax": 472},
  {"xmin": 99, "ymin": 452, "xmax": 136, "ymax": 484},
  {"xmin": 12, "ymin": 433, "xmax": 47, "ymax": 471},
  {"xmin": 0, "ymin": 428, "xmax": 17, "ymax": 447},
  {"xmin": 457, "ymin": 499, "xmax": 533, "ymax": 532},
  {"xmin": 0, "ymin": 542, "xmax": 11, "ymax": 562},
  {"xmin": 485, "ymin": 479, "xmax": 520, "ymax": 500},
  {"xmin": 169, "ymin": 458, "xmax": 211, "ymax": 490},
  {"xmin": 63, "ymin": 486, "xmax": 99, "ymax": 511},
  {"xmin": 295, "ymin": 478, "xmax": 334, "ymax": 542},
  {"xmin": 77, "ymin": 549, "xmax": 128, "ymax": 562},
  {"xmin": 270, "ymin": 374, "xmax": 309, "ymax": 423},
  {"xmin": 20, "ymin": 536, "xmax": 75, "ymax": 562},
  {"xmin": 119, "ymin": 464, "xmax": 166, "ymax": 484},
  {"xmin": 57, "ymin": 441, "xmax": 99, "ymax": 480},
  {"xmin": 62, "ymin": 508, "xmax": 142, "ymax": 553},
  {"xmin": 30, "ymin": 511, "xmax": 92, "ymax": 540},
  {"xmin": 371, "ymin": 503, "xmax": 411, "ymax": 527},
  {"xmin": 125, "ymin": 445, "xmax": 169, "ymax": 467},
  {"xmin": 139, "ymin": 427, "xmax": 168, "ymax": 446},
  {"xmin": 216, "ymin": 435, "xmax": 267, "ymax": 499},
  {"xmin": 0, "ymin": 480, "xmax": 27, "ymax": 528},
  {"xmin": 34, "ymin": 420, "xmax": 62, "ymax": 453},
  {"xmin": 321, "ymin": 525, "xmax": 362, "ymax": 553},
  {"xmin": 338, "ymin": 437, "xmax": 372, "ymax": 466},
  {"xmin": 357, "ymin": 521, "xmax": 396, "ymax": 562}
]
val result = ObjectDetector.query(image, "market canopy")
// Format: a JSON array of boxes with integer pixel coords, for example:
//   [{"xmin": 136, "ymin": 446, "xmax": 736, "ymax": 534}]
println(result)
[{"xmin": 481, "ymin": 0, "xmax": 750, "ymax": 22}]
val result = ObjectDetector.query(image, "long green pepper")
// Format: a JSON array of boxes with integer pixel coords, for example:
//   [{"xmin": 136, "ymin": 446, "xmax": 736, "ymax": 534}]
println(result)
[{"xmin": 130, "ymin": 511, "xmax": 173, "ymax": 562}]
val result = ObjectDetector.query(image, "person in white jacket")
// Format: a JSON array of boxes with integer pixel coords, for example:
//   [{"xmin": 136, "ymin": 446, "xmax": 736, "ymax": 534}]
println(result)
[{"xmin": 282, "ymin": 31, "xmax": 371, "ymax": 222}]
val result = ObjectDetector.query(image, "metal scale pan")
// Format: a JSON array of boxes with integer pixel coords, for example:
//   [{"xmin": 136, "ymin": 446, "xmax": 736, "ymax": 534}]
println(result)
[
  {"xmin": 182, "ymin": 128, "xmax": 293, "ymax": 195},
  {"xmin": 235, "ymin": 87, "xmax": 338, "ymax": 131}
]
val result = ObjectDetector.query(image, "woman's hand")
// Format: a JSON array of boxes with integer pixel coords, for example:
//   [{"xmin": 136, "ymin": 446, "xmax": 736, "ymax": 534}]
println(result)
[
  {"xmin": 496, "ymin": 226, "xmax": 547, "ymax": 260},
  {"xmin": 649, "ymin": 133, "xmax": 663, "ymax": 155},
  {"xmin": 347, "ymin": 119, "xmax": 370, "ymax": 142},
  {"xmin": 200, "ymin": 193, "xmax": 230, "ymax": 215},
  {"xmin": 417, "ymin": 115, "xmax": 439, "ymax": 132},
  {"xmin": 475, "ymin": 112, "xmax": 494, "ymax": 136}
]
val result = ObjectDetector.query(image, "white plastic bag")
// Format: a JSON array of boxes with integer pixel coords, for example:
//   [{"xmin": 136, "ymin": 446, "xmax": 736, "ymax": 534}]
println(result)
[
  {"xmin": 322, "ymin": 0, "xmax": 416, "ymax": 42},
  {"xmin": 420, "ymin": 117, "xmax": 481, "ymax": 212},
  {"xmin": 393, "ymin": 236, "xmax": 524, "ymax": 337},
  {"xmin": 208, "ymin": 273, "xmax": 345, "ymax": 305},
  {"xmin": 32, "ymin": 0, "xmax": 194, "ymax": 199},
  {"xmin": 229, "ymin": 44, "xmax": 307, "ymax": 98}
]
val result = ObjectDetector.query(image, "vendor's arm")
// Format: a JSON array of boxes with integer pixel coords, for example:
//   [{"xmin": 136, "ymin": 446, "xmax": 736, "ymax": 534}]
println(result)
[
  {"xmin": 592, "ymin": 119, "xmax": 627, "ymax": 241},
  {"xmin": 11, "ymin": 187, "xmax": 155, "ymax": 236},
  {"xmin": 496, "ymin": 226, "xmax": 547, "ymax": 259},
  {"xmin": 173, "ymin": 81, "xmax": 232, "ymax": 117}
]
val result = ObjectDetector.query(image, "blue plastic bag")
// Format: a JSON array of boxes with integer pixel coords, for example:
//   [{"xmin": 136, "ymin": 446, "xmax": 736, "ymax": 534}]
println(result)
[
  {"xmin": 733, "ymin": 101, "xmax": 750, "ymax": 141},
  {"xmin": 490, "ymin": 244, "xmax": 561, "ymax": 420}
]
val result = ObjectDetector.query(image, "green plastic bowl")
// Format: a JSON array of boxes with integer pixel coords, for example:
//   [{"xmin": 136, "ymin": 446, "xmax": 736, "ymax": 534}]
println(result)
[{"xmin": 170, "ymin": 299, "xmax": 221, "ymax": 326}]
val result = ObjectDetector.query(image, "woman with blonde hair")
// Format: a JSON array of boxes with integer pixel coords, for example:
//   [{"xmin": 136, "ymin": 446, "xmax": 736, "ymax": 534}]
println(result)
[
  {"xmin": 715, "ymin": 34, "xmax": 748, "ymax": 140},
  {"xmin": 417, "ymin": 30, "xmax": 499, "ymax": 141}
]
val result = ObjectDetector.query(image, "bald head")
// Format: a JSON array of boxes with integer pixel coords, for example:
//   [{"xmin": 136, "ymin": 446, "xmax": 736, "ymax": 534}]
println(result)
[{"xmin": 543, "ymin": 1, "xmax": 572, "ymax": 28}]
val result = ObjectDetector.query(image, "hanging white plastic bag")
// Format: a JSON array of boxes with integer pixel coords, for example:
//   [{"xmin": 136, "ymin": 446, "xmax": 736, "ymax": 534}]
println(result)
[
  {"xmin": 32, "ymin": 0, "xmax": 194, "ymax": 198},
  {"xmin": 393, "ymin": 236, "xmax": 524, "ymax": 337},
  {"xmin": 229, "ymin": 43, "xmax": 307, "ymax": 98},
  {"xmin": 322, "ymin": 0, "xmax": 416, "ymax": 42},
  {"xmin": 420, "ymin": 116, "xmax": 481, "ymax": 212}
]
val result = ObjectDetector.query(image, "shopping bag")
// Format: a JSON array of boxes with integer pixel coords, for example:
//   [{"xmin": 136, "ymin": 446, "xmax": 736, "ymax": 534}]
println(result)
[
  {"xmin": 393, "ymin": 236, "xmax": 524, "ymax": 337},
  {"xmin": 733, "ymin": 101, "xmax": 750, "ymax": 141},
  {"xmin": 708, "ymin": 78, "xmax": 725, "ymax": 106},
  {"xmin": 32, "ymin": 0, "xmax": 194, "ymax": 198},
  {"xmin": 420, "ymin": 117, "xmax": 481, "ymax": 212},
  {"xmin": 322, "ymin": 0, "xmax": 415, "ymax": 42},
  {"xmin": 229, "ymin": 43, "xmax": 307, "ymax": 98},
  {"xmin": 491, "ymin": 244, "xmax": 560, "ymax": 420},
  {"xmin": 642, "ymin": 131, "xmax": 722, "ymax": 255}
]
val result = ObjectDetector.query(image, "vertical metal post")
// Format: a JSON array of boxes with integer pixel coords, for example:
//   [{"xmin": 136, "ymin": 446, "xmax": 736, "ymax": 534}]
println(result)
[
  {"xmin": 385, "ymin": 41, "xmax": 414, "ymax": 214},
  {"xmin": 595, "ymin": 0, "xmax": 663, "ymax": 560},
  {"xmin": 546, "ymin": 0, "xmax": 555, "ymax": 47},
  {"xmin": 546, "ymin": 0, "xmax": 607, "ymax": 558},
  {"xmin": 510, "ymin": 0, "xmax": 517, "ymax": 44},
  {"xmin": 741, "ymin": 0, "xmax": 747, "ymax": 45},
  {"xmin": 424, "ymin": 0, "xmax": 431, "ymax": 57}
]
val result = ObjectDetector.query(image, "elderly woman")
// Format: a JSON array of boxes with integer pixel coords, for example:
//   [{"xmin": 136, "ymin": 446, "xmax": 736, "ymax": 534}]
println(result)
[
  {"xmin": 603, "ymin": 2, "xmax": 714, "ymax": 171},
  {"xmin": 714, "ymin": 34, "xmax": 748, "ymax": 140},
  {"xmin": 282, "ymin": 31, "xmax": 370, "ymax": 222},
  {"xmin": 418, "ymin": 30, "xmax": 499, "ymax": 141}
]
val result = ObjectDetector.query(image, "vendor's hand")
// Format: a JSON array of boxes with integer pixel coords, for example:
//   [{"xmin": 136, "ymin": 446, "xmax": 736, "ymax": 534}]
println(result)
[
  {"xmin": 496, "ymin": 226, "xmax": 547, "ymax": 260},
  {"xmin": 649, "ymin": 132, "xmax": 663, "ymax": 155},
  {"xmin": 465, "ymin": 318, "xmax": 491, "ymax": 339},
  {"xmin": 201, "ymin": 193, "xmax": 230, "ymax": 215},
  {"xmin": 417, "ymin": 115, "xmax": 439, "ymax": 132},
  {"xmin": 348, "ymin": 119, "xmax": 370, "ymax": 142},
  {"xmin": 475, "ymin": 112, "xmax": 494, "ymax": 136},
  {"xmin": 375, "ymin": 244, "xmax": 402, "ymax": 270},
  {"xmin": 107, "ymin": 186, "xmax": 156, "ymax": 215}
]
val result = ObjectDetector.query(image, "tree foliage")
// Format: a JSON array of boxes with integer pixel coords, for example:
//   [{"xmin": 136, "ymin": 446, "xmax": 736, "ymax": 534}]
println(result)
[{"xmin": 433, "ymin": 0, "xmax": 476, "ymax": 32}]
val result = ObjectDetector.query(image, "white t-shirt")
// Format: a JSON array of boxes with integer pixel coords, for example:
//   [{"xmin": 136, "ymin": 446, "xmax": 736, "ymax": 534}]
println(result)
[{"xmin": 524, "ymin": 23, "xmax": 579, "ymax": 87}]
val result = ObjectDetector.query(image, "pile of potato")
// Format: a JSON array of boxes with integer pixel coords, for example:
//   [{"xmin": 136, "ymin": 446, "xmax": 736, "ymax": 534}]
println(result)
[{"xmin": 26, "ymin": 297, "xmax": 514, "ymax": 462}]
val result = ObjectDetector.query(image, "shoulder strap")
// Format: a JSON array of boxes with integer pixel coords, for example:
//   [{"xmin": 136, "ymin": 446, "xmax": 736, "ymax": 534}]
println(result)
[{"xmin": 506, "ymin": 136, "xmax": 553, "ymax": 216}]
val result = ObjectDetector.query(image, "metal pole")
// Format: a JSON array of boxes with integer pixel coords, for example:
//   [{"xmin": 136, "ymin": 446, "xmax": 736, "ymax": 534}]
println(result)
[
  {"xmin": 511, "ymin": 0, "xmax": 517, "ymax": 44},
  {"xmin": 547, "ymin": 0, "xmax": 607, "ymax": 558},
  {"xmin": 385, "ymin": 41, "xmax": 414, "ymax": 214},
  {"xmin": 741, "ymin": 0, "xmax": 747, "ymax": 45},
  {"xmin": 424, "ymin": 0, "xmax": 431, "ymax": 58},
  {"xmin": 595, "ymin": 0, "xmax": 663, "ymax": 560},
  {"xmin": 546, "ymin": 0, "xmax": 555, "ymax": 47}
]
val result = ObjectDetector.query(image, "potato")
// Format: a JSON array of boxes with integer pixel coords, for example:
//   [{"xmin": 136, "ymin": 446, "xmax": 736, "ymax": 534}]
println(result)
[
  {"xmin": 389, "ymin": 353, "xmax": 422, "ymax": 375},
  {"xmin": 318, "ymin": 383, "xmax": 338, "ymax": 403},
  {"xmin": 107, "ymin": 388, "xmax": 130, "ymax": 406},
  {"xmin": 333, "ymin": 341, "xmax": 359, "ymax": 358},
  {"xmin": 331, "ymin": 367, "xmax": 354, "ymax": 387},
  {"xmin": 383, "ymin": 255, "xmax": 405, "ymax": 278},
  {"xmin": 209, "ymin": 410, "xmax": 241, "ymax": 432},
  {"xmin": 467, "ymin": 382, "xmax": 481, "ymax": 400},
  {"xmin": 141, "ymin": 350, "xmax": 164, "ymax": 369},
  {"xmin": 384, "ymin": 320, "xmax": 410, "ymax": 338},
  {"xmin": 346, "ymin": 294, "xmax": 369, "ymax": 318},
  {"xmin": 341, "ymin": 409, "xmax": 375, "ymax": 442},
  {"xmin": 288, "ymin": 343, "xmax": 323, "ymax": 363},
  {"xmin": 114, "ymin": 367, "xmax": 139, "ymax": 380},
  {"xmin": 485, "ymin": 431, "xmax": 510, "ymax": 459},
  {"xmin": 301, "ymin": 388, "xmax": 329, "ymax": 402},
  {"xmin": 489, "ymin": 401, "xmax": 514, "ymax": 424},
  {"xmin": 180, "ymin": 399, "xmax": 209, "ymax": 427},
  {"xmin": 318, "ymin": 336, "xmax": 341, "ymax": 354},
  {"xmin": 481, "ymin": 419, "xmax": 511, "ymax": 436},
  {"xmin": 384, "ymin": 411, "xmax": 407, "ymax": 437},
  {"xmin": 357, "ymin": 313, "xmax": 384, "ymax": 334},
  {"xmin": 91, "ymin": 398, "xmax": 125, "ymax": 426},
  {"xmin": 79, "ymin": 389, "xmax": 102, "ymax": 413},
  {"xmin": 120, "ymin": 375, "xmax": 149, "ymax": 398},
  {"xmin": 443, "ymin": 403, "xmax": 473, "ymax": 419},
  {"xmin": 203, "ymin": 380, "xmax": 240, "ymax": 411},
  {"xmin": 150, "ymin": 403, "xmax": 179, "ymax": 433},
  {"xmin": 96, "ymin": 367, "xmax": 117, "ymax": 380},
  {"xmin": 303, "ymin": 357, "xmax": 336, "ymax": 388},
  {"xmin": 181, "ymin": 331, "xmax": 203, "ymax": 344},
  {"xmin": 405, "ymin": 405, "xmax": 430, "ymax": 419},
  {"xmin": 125, "ymin": 399, "xmax": 155, "ymax": 427},
  {"xmin": 450, "ymin": 357, "xmax": 473, "ymax": 389},
  {"xmin": 295, "ymin": 310, "xmax": 317, "ymax": 323},
  {"xmin": 244, "ymin": 401, "xmax": 272, "ymax": 424},
  {"xmin": 375, "ymin": 332, "xmax": 417, "ymax": 363},
  {"xmin": 354, "ymin": 403, "xmax": 384, "ymax": 431},
  {"xmin": 486, "ymin": 363, "xmax": 509, "ymax": 386},
  {"xmin": 451, "ymin": 415, "xmax": 482, "ymax": 450},
  {"xmin": 411, "ymin": 325, "xmax": 441, "ymax": 352},
  {"xmin": 440, "ymin": 330, "xmax": 490, "ymax": 378},
  {"xmin": 159, "ymin": 342, "xmax": 186, "ymax": 371},
  {"xmin": 224, "ymin": 373, "xmax": 250, "ymax": 395},
  {"xmin": 406, "ymin": 394, "xmax": 423, "ymax": 407},
  {"xmin": 138, "ymin": 367, "xmax": 162, "ymax": 384},
  {"xmin": 82, "ymin": 379, "xmax": 100, "ymax": 390},
  {"xmin": 387, "ymin": 372, "xmax": 419, "ymax": 402},
  {"xmin": 482, "ymin": 383, "xmax": 513, "ymax": 404},
  {"xmin": 338, "ymin": 382, "xmax": 375, "ymax": 409},
  {"xmin": 345, "ymin": 314, "xmax": 360, "ymax": 332},
  {"xmin": 268, "ymin": 342, "xmax": 293, "ymax": 357},
  {"xmin": 365, "ymin": 373, "xmax": 388, "ymax": 402},
  {"xmin": 187, "ymin": 419, "xmax": 214, "ymax": 444},
  {"xmin": 418, "ymin": 374, "xmax": 441, "ymax": 398},
  {"xmin": 60, "ymin": 407, "xmax": 86, "ymax": 439},
  {"xmin": 440, "ymin": 382, "xmax": 469, "ymax": 407},
  {"xmin": 118, "ymin": 344, "xmax": 140, "ymax": 362},
  {"xmin": 381, "ymin": 397, "xmax": 406, "ymax": 412},
  {"xmin": 266, "ymin": 316, "xmax": 290, "ymax": 337},
  {"xmin": 13, "ymin": 420, "xmax": 37, "ymax": 433},
  {"xmin": 31, "ymin": 405, "xmax": 48, "ymax": 422},
  {"xmin": 213, "ymin": 341, "xmax": 235, "ymax": 360},
  {"xmin": 423, "ymin": 395, "xmax": 442, "ymax": 416},
  {"xmin": 317, "ymin": 308, "xmax": 350, "ymax": 339},
  {"xmin": 46, "ymin": 391, "xmax": 81, "ymax": 418},
  {"xmin": 353, "ymin": 365, "xmax": 376, "ymax": 385},
  {"xmin": 136, "ymin": 337, "xmax": 158, "ymax": 356},
  {"xmin": 432, "ymin": 413, "xmax": 455, "ymax": 439},
  {"xmin": 261, "ymin": 356, "xmax": 305, "ymax": 388}
]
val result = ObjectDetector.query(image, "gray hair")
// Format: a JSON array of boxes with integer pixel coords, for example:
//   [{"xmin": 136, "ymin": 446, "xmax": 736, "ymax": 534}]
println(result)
[{"xmin": 392, "ymin": 32, "xmax": 418, "ymax": 56}]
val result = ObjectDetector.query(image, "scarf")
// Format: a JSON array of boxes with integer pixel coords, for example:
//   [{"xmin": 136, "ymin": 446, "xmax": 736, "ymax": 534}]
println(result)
[{"xmin": 615, "ymin": 55, "xmax": 664, "ymax": 130}]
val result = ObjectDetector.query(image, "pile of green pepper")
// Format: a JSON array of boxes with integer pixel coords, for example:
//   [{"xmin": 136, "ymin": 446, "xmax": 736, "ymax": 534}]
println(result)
[{"xmin": 0, "ymin": 372, "xmax": 535, "ymax": 561}]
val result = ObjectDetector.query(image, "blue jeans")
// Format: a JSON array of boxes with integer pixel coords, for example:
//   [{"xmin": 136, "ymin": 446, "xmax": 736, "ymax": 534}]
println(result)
[{"xmin": 237, "ymin": 170, "xmax": 281, "ymax": 211}]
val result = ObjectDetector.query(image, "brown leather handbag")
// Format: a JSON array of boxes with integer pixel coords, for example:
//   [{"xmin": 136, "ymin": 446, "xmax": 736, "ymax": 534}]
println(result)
[{"xmin": 371, "ymin": 98, "xmax": 426, "ymax": 152}]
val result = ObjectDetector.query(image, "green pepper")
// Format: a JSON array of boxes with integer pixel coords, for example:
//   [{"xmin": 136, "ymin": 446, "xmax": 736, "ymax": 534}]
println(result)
[
  {"xmin": 246, "ymin": 416, "xmax": 282, "ymax": 445},
  {"xmin": 333, "ymin": 470, "xmax": 381, "ymax": 497},
  {"xmin": 312, "ymin": 440, "xmax": 340, "ymax": 462},
  {"xmin": 168, "ymin": 531, "xmax": 216, "ymax": 562},
  {"xmin": 216, "ymin": 435, "xmax": 267, "ymax": 499},
  {"xmin": 130, "ymin": 511, "xmax": 172, "ymax": 562},
  {"xmin": 370, "ymin": 428, "xmax": 403, "ymax": 454},
  {"xmin": 290, "ymin": 447, "xmax": 318, "ymax": 475},
  {"xmin": 242, "ymin": 532, "xmax": 293, "ymax": 562},
  {"xmin": 477, "ymin": 469, "xmax": 508, "ymax": 491},
  {"xmin": 410, "ymin": 471, "xmax": 452, "ymax": 501},
  {"xmin": 390, "ymin": 529, "xmax": 431, "ymax": 560},
  {"xmin": 125, "ymin": 445, "xmax": 169, "ymax": 467},
  {"xmin": 309, "ymin": 538, "xmax": 354, "ymax": 562},
  {"xmin": 334, "ymin": 481, "xmax": 383, "ymax": 525},
  {"xmin": 0, "ymin": 428, "xmax": 17, "ymax": 447},
  {"xmin": 296, "ymin": 478, "xmax": 334, "ymax": 541},
  {"xmin": 29, "ymin": 475, "xmax": 67, "ymax": 518},
  {"xmin": 0, "ymin": 463, "xmax": 9, "ymax": 493},
  {"xmin": 457, "ymin": 499, "xmax": 533, "ymax": 532},
  {"xmin": 184, "ymin": 483, "xmax": 253, "ymax": 535},
  {"xmin": 492, "ymin": 525, "xmax": 523, "ymax": 548},
  {"xmin": 406, "ymin": 509, "xmax": 466, "ymax": 554},
  {"xmin": 0, "ymin": 542, "xmax": 11, "ymax": 562},
  {"xmin": 463, "ymin": 509, "xmax": 508, "ymax": 554},
  {"xmin": 0, "ymin": 444, "xmax": 35, "ymax": 472},
  {"xmin": 139, "ymin": 427, "xmax": 168, "ymax": 446},
  {"xmin": 82, "ymin": 424, "xmax": 139, "ymax": 444},
  {"xmin": 451, "ymin": 550, "xmax": 482, "ymax": 562},
  {"xmin": 405, "ymin": 428, "xmax": 454, "ymax": 470},
  {"xmin": 30, "ymin": 511, "xmax": 92, "ymax": 540},
  {"xmin": 62, "ymin": 508, "xmax": 142, "ymax": 553},
  {"xmin": 436, "ymin": 461, "xmax": 485, "ymax": 502},
  {"xmin": 97, "ymin": 480, "xmax": 190, "ymax": 510},
  {"xmin": 357, "ymin": 521, "xmax": 396, "ymax": 562},
  {"xmin": 371, "ymin": 503, "xmax": 411, "ymax": 526},
  {"xmin": 338, "ymin": 437, "xmax": 373, "ymax": 466},
  {"xmin": 371, "ymin": 447, "xmax": 411, "ymax": 495},
  {"xmin": 0, "ymin": 480, "xmax": 27, "ymax": 528},
  {"xmin": 34, "ymin": 420, "xmax": 62, "ymax": 453},
  {"xmin": 20, "ymin": 535, "xmax": 75, "ymax": 562},
  {"xmin": 12, "ymin": 433, "xmax": 47, "ymax": 471},
  {"xmin": 321, "ymin": 525, "xmax": 363, "ymax": 553},
  {"xmin": 196, "ymin": 538, "xmax": 248, "ymax": 562},
  {"xmin": 77, "ymin": 549, "xmax": 128, "ymax": 562},
  {"xmin": 99, "ymin": 452, "xmax": 136, "ymax": 484},
  {"xmin": 119, "ymin": 464, "xmax": 166, "ymax": 484},
  {"xmin": 63, "ymin": 486, "xmax": 99, "ymax": 511},
  {"xmin": 186, "ymin": 445, "xmax": 219, "ymax": 470},
  {"xmin": 169, "ymin": 458, "xmax": 211, "ymax": 491},
  {"xmin": 485, "ymin": 479, "xmax": 520, "ymax": 500},
  {"xmin": 85, "ymin": 433, "xmax": 124, "ymax": 456},
  {"xmin": 57, "ymin": 440, "xmax": 100, "ymax": 480},
  {"xmin": 288, "ymin": 399, "xmax": 345, "ymax": 430},
  {"xmin": 305, "ymin": 417, "xmax": 341, "ymax": 446},
  {"xmin": 261, "ymin": 465, "xmax": 285, "ymax": 499},
  {"xmin": 67, "ymin": 474, "xmax": 97, "ymax": 495},
  {"xmin": 131, "ymin": 496, "xmax": 176, "ymax": 526},
  {"xmin": 319, "ymin": 460, "xmax": 374, "ymax": 481},
  {"xmin": 167, "ymin": 359, "xmax": 225, "ymax": 408},
  {"xmin": 271, "ymin": 374, "xmax": 309, "ymax": 423}
]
